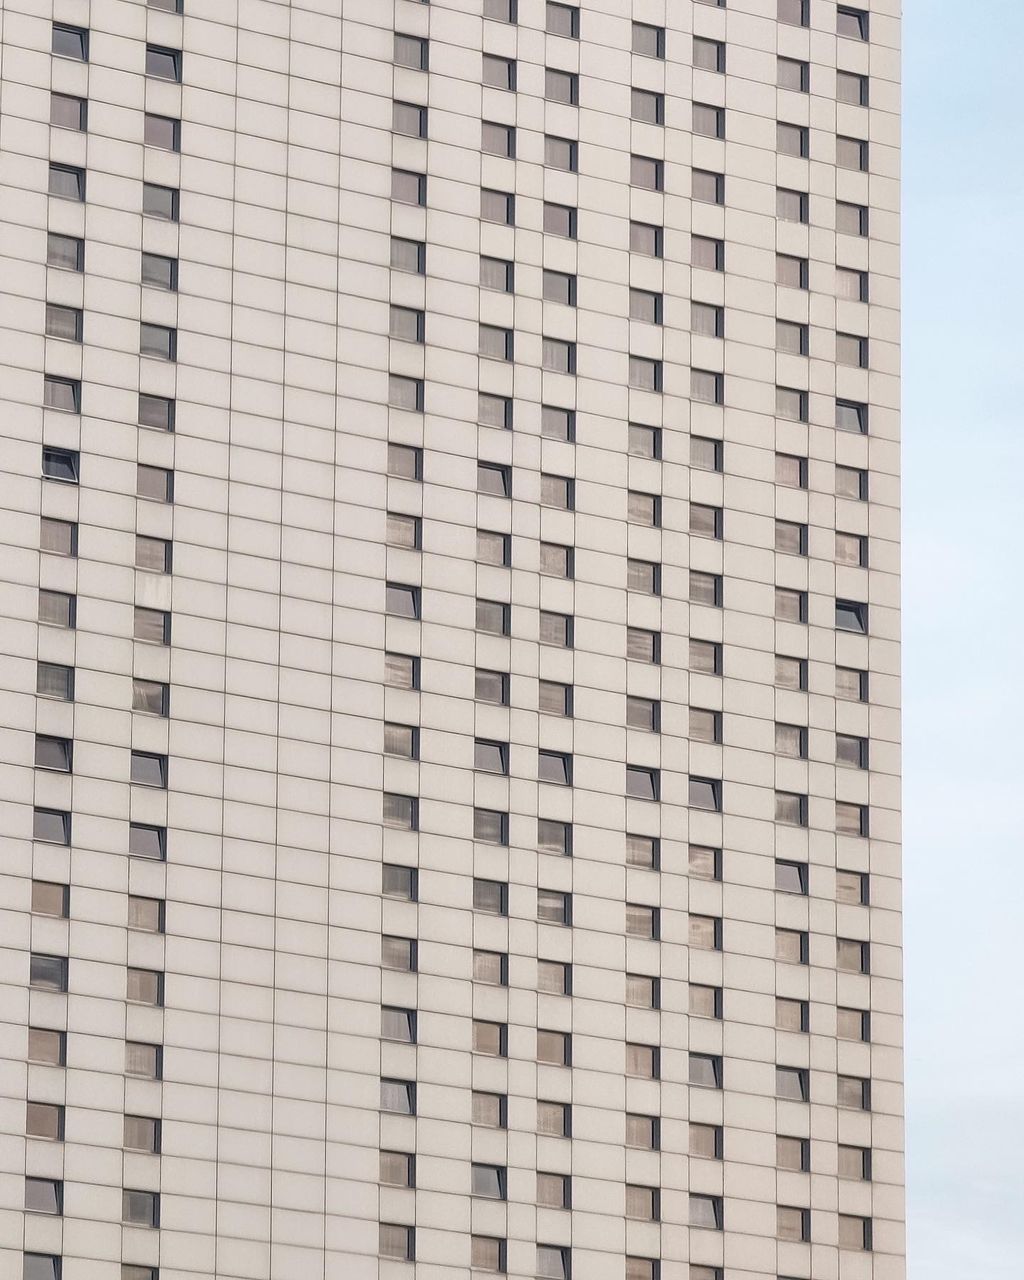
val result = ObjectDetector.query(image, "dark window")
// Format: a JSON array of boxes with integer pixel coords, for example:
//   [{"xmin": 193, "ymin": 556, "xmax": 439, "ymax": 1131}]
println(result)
[
  {"xmin": 52, "ymin": 23, "xmax": 88, "ymax": 59},
  {"xmin": 139, "ymin": 393, "xmax": 175, "ymax": 431},
  {"xmin": 146, "ymin": 44, "xmax": 182, "ymax": 80},
  {"xmin": 48, "ymin": 164, "xmax": 85, "ymax": 201},
  {"xmin": 25, "ymin": 1178, "xmax": 63, "ymax": 1215},
  {"xmin": 42, "ymin": 447, "xmax": 79, "ymax": 482},
  {"xmin": 30, "ymin": 954, "xmax": 68, "ymax": 991},
  {"xmin": 46, "ymin": 233, "xmax": 84, "ymax": 271},
  {"xmin": 143, "ymin": 183, "xmax": 179, "ymax": 221},
  {"xmin": 144, "ymin": 113, "xmax": 180, "ymax": 151},
  {"xmin": 129, "ymin": 822, "xmax": 167, "ymax": 860},
  {"xmin": 50, "ymin": 92, "xmax": 87, "ymax": 131}
]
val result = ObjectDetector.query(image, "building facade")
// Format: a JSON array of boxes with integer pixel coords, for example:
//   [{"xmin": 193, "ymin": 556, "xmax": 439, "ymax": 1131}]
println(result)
[{"xmin": 0, "ymin": 0, "xmax": 903, "ymax": 1278}]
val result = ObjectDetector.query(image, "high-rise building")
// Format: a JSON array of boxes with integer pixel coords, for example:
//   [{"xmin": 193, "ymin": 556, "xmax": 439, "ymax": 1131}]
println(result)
[{"xmin": 0, "ymin": 1, "xmax": 903, "ymax": 1277}]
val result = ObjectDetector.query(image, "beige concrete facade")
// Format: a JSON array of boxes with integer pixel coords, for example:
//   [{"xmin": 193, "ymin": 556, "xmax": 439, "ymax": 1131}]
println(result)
[{"xmin": 0, "ymin": 0, "xmax": 902, "ymax": 1277}]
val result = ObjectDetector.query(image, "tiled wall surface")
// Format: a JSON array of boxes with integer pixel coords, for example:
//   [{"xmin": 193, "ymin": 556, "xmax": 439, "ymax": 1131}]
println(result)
[{"xmin": 0, "ymin": 0, "xmax": 902, "ymax": 1277}]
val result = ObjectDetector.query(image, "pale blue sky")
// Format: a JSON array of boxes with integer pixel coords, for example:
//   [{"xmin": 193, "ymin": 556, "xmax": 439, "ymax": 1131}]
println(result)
[{"xmin": 903, "ymin": 1, "xmax": 1024, "ymax": 1274}]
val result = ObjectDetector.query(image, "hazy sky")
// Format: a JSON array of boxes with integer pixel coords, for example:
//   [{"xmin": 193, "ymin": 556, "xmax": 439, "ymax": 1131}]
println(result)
[{"xmin": 902, "ymin": 1, "xmax": 1024, "ymax": 1274}]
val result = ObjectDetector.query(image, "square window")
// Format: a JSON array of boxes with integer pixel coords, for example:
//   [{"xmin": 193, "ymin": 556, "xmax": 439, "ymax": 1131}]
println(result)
[
  {"xmin": 379, "ymin": 1224, "xmax": 414, "ymax": 1261},
  {"xmin": 694, "ymin": 102, "xmax": 724, "ymax": 138},
  {"xmin": 543, "ymin": 201, "xmax": 575, "ymax": 237},
  {"xmin": 775, "ymin": 519, "xmax": 807, "ymax": 555},
  {"xmin": 484, "ymin": 0, "xmax": 517, "ymax": 19},
  {"xmin": 46, "ymin": 233, "xmax": 84, "ymax": 271},
  {"xmin": 778, "ymin": 57, "xmax": 809, "ymax": 91},
  {"xmin": 775, "ymin": 588, "xmax": 807, "ymax": 623},
  {"xmin": 690, "ymin": 1122, "xmax": 722, "ymax": 1159},
  {"xmin": 690, "ymin": 502, "xmax": 722, "ymax": 538},
  {"xmin": 777, "ymin": 254, "xmax": 808, "ymax": 289},
  {"xmin": 381, "ymin": 1078, "xmax": 416, "ymax": 1114},
  {"xmin": 630, "ymin": 288, "xmax": 662, "ymax": 324},
  {"xmin": 694, "ymin": 36, "xmax": 725, "ymax": 72},
  {"xmin": 473, "ymin": 1091, "xmax": 507, "ymax": 1127},
  {"xmin": 775, "ymin": 860, "xmax": 808, "ymax": 895},
  {"xmin": 626, "ymin": 1113, "xmax": 659, "ymax": 1150},
  {"xmin": 128, "ymin": 896, "xmax": 164, "ymax": 932},
  {"xmin": 28, "ymin": 1028, "xmax": 65, "ymax": 1065},
  {"xmin": 837, "ymin": 397, "xmax": 869, "ymax": 431},
  {"xmin": 692, "ymin": 234, "xmax": 724, "ymax": 271},
  {"xmin": 481, "ymin": 257, "xmax": 514, "ymax": 295},
  {"xmin": 52, "ymin": 23, "xmax": 88, "ymax": 59},
  {"xmin": 838, "ymin": 200, "xmax": 869, "ymax": 236},
  {"xmin": 537, "ymin": 1099, "xmax": 571, "ymax": 1135},
  {"xmin": 546, "ymin": 1, "xmax": 579, "ymax": 37},
  {"xmin": 383, "ymin": 792, "xmax": 418, "ymax": 830},
  {"xmin": 537, "ymin": 888, "xmax": 571, "ymax": 925},
  {"xmin": 31, "ymin": 880, "xmax": 69, "ymax": 917},
  {"xmin": 777, "ymin": 187, "xmax": 808, "ymax": 223},
  {"xmin": 24, "ymin": 1255, "xmax": 62, "ymax": 1280},
  {"xmin": 777, "ymin": 319, "xmax": 808, "ymax": 355},
  {"xmin": 630, "ymin": 221, "xmax": 663, "ymax": 257},
  {"xmin": 541, "ymin": 406, "xmax": 575, "ymax": 441},
  {"xmin": 478, "ymin": 393, "xmax": 512, "ymax": 429},
  {"xmin": 689, "ymin": 571, "xmax": 721, "ymax": 607},
  {"xmin": 626, "ymin": 626, "xmax": 659, "ymax": 663},
  {"xmin": 691, "ymin": 369, "xmax": 723, "ymax": 404},
  {"xmin": 836, "ymin": 599, "xmax": 868, "ymax": 632},
  {"xmin": 30, "ymin": 954, "xmax": 67, "ymax": 990},
  {"xmin": 391, "ymin": 169, "xmax": 426, "ymax": 207},
  {"xmin": 777, "ymin": 928, "xmax": 808, "ymax": 964},
  {"xmin": 689, "ymin": 777, "xmax": 721, "ymax": 811},
  {"xmin": 626, "ymin": 1042, "xmax": 658, "ymax": 1079},
  {"xmin": 775, "ymin": 791, "xmax": 807, "ymax": 826},
  {"xmin": 776, "ymin": 1066, "xmax": 809, "ymax": 1100},
  {"xmin": 631, "ymin": 155, "xmax": 663, "ymax": 191},
  {"xmin": 626, "ymin": 1184, "xmax": 659, "ymax": 1222},
  {"xmin": 776, "ymin": 452, "xmax": 807, "ymax": 488},
  {"xmin": 33, "ymin": 807, "xmax": 70, "ymax": 844},
  {"xmin": 537, "ymin": 1028, "xmax": 571, "ymax": 1065},
  {"xmin": 776, "ymin": 997, "xmax": 809, "ymax": 1032},
  {"xmin": 393, "ymin": 100, "xmax": 427, "ymax": 138},
  {"xmin": 776, "ymin": 386, "xmax": 808, "ymax": 422},
  {"xmin": 124, "ymin": 1114, "xmax": 161, "ymax": 1153},
  {"xmin": 836, "ymin": 464, "xmax": 869, "ymax": 500},
  {"xmin": 628, "ymin": 423, "xmax": 661, "ymax": 458},
  {"xmin": 689, "ymin": 708, "xmax": 720, "ymax": 743},
  {"xmin": 25, "ymin": 1178, "xmax": 63, "ymax": 1215},
  {"xmin": 777, "ymin": 122, "xmax": 808, "ymax": 157},
  {"xmin": 631, "ymin": 88, "xmax": 664, "ymax": 125},
  {"xmin": 778, "ymin": 1206, "xmax": 810, "ymax": 1242},
  {"xmin": 126, "ymin": 1041, "xmax": 162, "ymax": 1079},
  {"xmin": 132, "ymin": 678, "xmax": 169, "ymax": 715},
  {"xmin": 380, "ymin": 1149, "xmax": 415, "ymax": 1187},
  {"xmin": 545, "ymin": 70, "xmax": 578, "ymax": 107},
  {"xmin": 48, "ymin": 163, "xmax": 85, "ymax": 201},
  {"xmin": 390, "ymin": 305, "xmax": 424, "ymax": 344},
  {"xmin": 838, "ymin": 1006, "xmax": 871, "ymax": 1041},
  {"xmin": 838, "ymin": 1074, "xmax": 870, "ymax": 1110},
  {"xmin": 382, "ymin": 1005, "xmax": 417, "ymax": 1042},
  {"xmin": 627, "ymin": 558, "xmax": 659, "ymax": 595},
  {"xmin": 691, "ymin": 301, "xmax": 723, "ymax": 338},
  {"xmin": 778, "ymin": 0, "xmax": 808, "ymax": 25},
  {"xmin": 383, "ymin": 865, "xmax": 418, "ymax": 901},
  {"xmin": 838, "ymin": 70, "xmax": 870, "ymax": 106},
  {"xmin": 43, "ymin": 376, "xmax": 80, "ymax": 413},
  {"xmin": 482, "ymin": 187, "xmax": 515, "ymax": 225},
  {"xmin": 538, "ymin": 680, "xmax": 572, "ymax": 717},
  {"xmin": 145, "ymin": 113, "xmax": 180, "ymax": 151},
  {"xmin": 693, "ymin": 169, "xmax": 724, "ymax": 204},
  {"xmin": 541, "ymin": 472, "xmax": 574, "ymax": 507},
  {"xmin": 632, "ymin": 22, "xmax": 664, "ymax": 58},
  {"xmin": 690, "ymin": 1194, "xmax": 723, "ymax": 1230},
  {"xmin": 394, "ymin": 33, "xmax": 428, "ymax": 69},
  {"xmin": 146, "ymin": 43, "xmax": 181, "ymax": 79},
  {"xmin": 140, "ymin": 323, "xmax": 176, "ymax": 360},
  {"xmin": 391, "ymin": 237, "xmax": 425, "ymax": 274},
  {"xmin": 538, "ymin": 959, "xmax": 571, "ymax": 994},
  {"xmin": 626, "ymin": 833, "xmax": 659, "ymax": 868},
  {"xmin": 474, "ymin": 808, "xmax": 508, "ymax": 845},
  {"xmin": 838, "ymin": 6, "xmax": 869, "ymax": 39},
  {"xmin": 143, "ymin": 182, "xmax": 179, "ymax": 220},
  {"xmin": 689, "ymin": 845, "xmax": 721, "ymax": 880},
  {"xmin": 775, "ymin": 654, "xmax": 807, "ymax": 690},
  {"xmin": 775, "ymin": 723, "xmax": 807, "ymax": 758},
  {"xmin": 626, "ymin": 695, "xmax": 659, "ymax": 732},
  {"xmin": 39, "ymin": 517, "xmax": 76, "ymax": 556},
  {"xmin": 484, "ymin": 54, "xmax": 516, "ymax": 89},
  {"xmin": 626, "ymin": 904, "xmax": 659, "ymax": 940},
  {"xmin": 837, "ymin": 869, "xmax": 869, "ymax": 905},
  {"xmin": 480, "ymin": 323, "xmax": 514, "ymax": 361},
  {"xmin": 539, "ymin": 610, "xmax": 573, "ymax": 648},
  {"xmin": 50, "ymin": 92, "xmax": 87, "ymax": 131},
  {"xmin": 626, "ymin": 766, "xmax": 659, "ymax": 801}
]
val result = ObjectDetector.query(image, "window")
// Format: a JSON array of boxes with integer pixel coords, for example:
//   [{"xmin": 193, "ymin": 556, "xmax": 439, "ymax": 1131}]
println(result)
[
  {"xmin": 393, "ymin": 100, "xmax": 427, "ymax": 138},
  {"xmin": 777, "ymin": 254, "xmax": 808, "ymax": 290},
  {"xmin": 630, "ymin": 222, "xmax": 663, "ymax": 257},
  {"xmin": 144, "ymin": 42, "xmax": 181, "ymax": 82},
  {"xmin": 693, "ymin": 36, "xmax": 725, "ymax": 72},
  {"xmin": 691, "ymin": 301, "xmax": 723, "ymax": 338},
  {"xmin": 127, "ymin": 967, "xmax": 163, "ymax": 1006},
  {"xmin": 28, "ymin": 1028, "xmax": 65, "ymax": 1065},
  {"xmin": 631, "ymin": 155, "xmax": 663, "ymax": 192},
  {"xmin": 126, "ymin": 1041, "xmax": 162, "ymax": 1079},
  {"xmin": 776, "ymin": 1066, "xmax": 809, "ymax": 1100},
  {"xmin": 391, "ymin": 169, "xmax": 426, "ymax": 207},
  {"xmin": 776, "ymin": 997, "xmax": 809, "ymax": 1032},
  {"xmin": 778, "ymin": 56, "xmax": 809, "ymax": 91},
  {"xmin": 479, "ymin": 393, "xmax": 512, "ymax": 429},
  {"xmin": 480, "ymin": 259, "xmax": 514, "ymax": 299},
  {"xmin": 383, "ymin": 793, "xmax": 417, "ymax": 830},
  {"xmin": 140, "ymin": 323, "xmax": 176, "ymax": 360},
  {"xmin": 381, "ymin": 1078, "xmax": 416, "ymax": 1114},
  {"xmin": 473, "ymin": 1019, "xmax": 507, "ymax": 1057},
  {"xmin": 382, "ymin": 1005, "xmax": 417, "ymax": 1043},
  {"xmin": 625, "ymin": 973, "xmax": 659, "ymax": 1009},
  {"xmin": 776, "ymin": 452, "xmax": 807, "ymax": 487},
  {"xmin": 33, "ymin": 806, "xmax": 71, "ymax": 844},
  {"xmin": 391, "ymin": 237, "xmax": 425, "ymax": 274},
  {"xmin": 777, "ymin": 187, "xmax": 808, "ymax": 223},
  {"xmin": 538, "ymin": 750, "xmax": 572, "ymax": 786},
  {"xmin": 122, "ymin": 1269, "xmax": 158, "ymax": 1280},
  {"xmin": 543, "ymin": 201, "xmax": 575, "ymax": 238},
  {"xmin": 43, "ymin": 376, "xmax": 80, "ymax": 413},
  {"xmin": 627, "ymin": 559, "xmax": 659, "ymax": 596},
  {"xmin": 546, "ymin": 1, "xmax": 579, "ymax": 36},
  {"xmin": 626, "ymin": 1113, "xmax": 659, "ymax": 1150},
  {"xmin": 484, "ymin": 0, "xmax": 517, "ymax": 19},
  {"xmin": 387, "ymin": 512, "xmax": 421, "ymax": 550},
  {"xmin": 474, "ymin": 808, "xmax": 508, "ymax": 845},
  {"xmin": 838, "ymin": 1074, "xmax": 870, "ymax": 1110},
  {"xmin": 777, "ymin": 1135, "xmax": 810, "ymax": 1171},
  {"xmin": 472, "ymin": 1164, "xmax": 507, "ymax": 1201},
  {"xmin": 836, "ymin": 465, "xmax": 868, "ymax": 500},
  {"xmin": 124, "ymin": 1114, "xmax": 161, "ymax": 1153},
  {"xmin": 537, "ymin": 1028, "xmax": 571, "ymax": 1066},
  {"xmin": 476, "ymin": 530, "xmax": 509, "ymax": 567},
  {"xmin": 144, "ymin": 113, "xmax": 180, "ymax": 151},
  {"xmin": 836, "ymin": 599, "xmax": 868, "ymax": 634},
  {"xmin": 625, "ymin": 766, "xmax": 659, "ymax": 802},
  {"xmin": 390, "ymin": 306, "xmax": 424, "ymax": 344},
  {"xmin": 538, "ymin": 1099, "xmax": 571, "ymax": 1135},
  {"xmin": 626, "ymin": 1185, "xmax": 659, "ymax": 1222},
  {"xmin": 626, "ymin": 904, "xmax": 659, "ymax": 940},
  {"xmin": 384, "ymin": 865, "xmax": 418, "ymax": 901},
  {"xmin": 52, "ymin": 22, "xmax": 88, "ymax": 59},
  {"xmin": 626, "ymin": 1042, "xmax": 658, "ymax": 1079},
  {"xmin": 837, "ymin": 70, "xmax": 870, "ymax": 106},
  {"xmin": 538, "ymin": 1171, "xmax": 571, "ymax": 1210},
  {"xmin": 690, "ymin": 1195, "xmax": 723, "ymax": 1230},
  {"xmin": 30, "ymin": 953, "xmax": 68, "ymax": 991},
  {"xmin": 837, "ymin": 870, "xmax": 869, "ymax": 905},
  {"xmin": 839, "ymin": 1144, "xmax": 871, "ymax": 1180},
  {"xmin": 776, "ymin": 861, "xmax": 808, "ymax": 895},
  {"xmin": 132, "ymin": 678, "xmax": 169, "ymax": 716},
  {"xmin": 484, "ymin": 54, "xmax": 516, "ymax": 89},
  {"xmin": 476, "ymin": 669, "xmax": 509, "ymax": 705},
  {"xmin": 778, "ymin": 1206, "xmax": 810, "ymax": 1242},
  {"xmin": 689, "ymin": 708, "xmax": 721, "ymax": 744},
  {"xmin": 632, "ymin": 22, "xmax": 664, "ymax": 58},
  {"xmin": 690, "ymin": 1123, "xmax": 723, "ymax": 1160},
  {"xmin": 689, "ymin": 845, "xmax": 721, "ymax": 881},
  {"xmin": 383, "ymin": 723, "xmax": 418, "ymax": 760},
  {"xmin": 626, "ymin": 834, "xmax": 659, "ymax": 869},
  {"xmin": 630, "ymin": 288, "xmax": 662, "ymax": 324},
  {"xmin": 689, "ymin": 571, "xmax": 722, "ymax": 607},
  {"xmin": 538, "ymin": 959, "xmax": 571, "ymax": 993},
  {"xmin": 134, "ymin": 606, "xmax": 170, "ymax": 645},
  {"xmin": 835, "ymin": 411, "xmax": 870, "ymax": 453},
  {"xmin": 24, "ymin": 1255, "xmax": 62, "ymax": 1280},
  {"xmin": 631, "ymin": 89, "xmax": 664, "ymax": 125},
  {"xmin": 838, "ymin": 937, "xmax": 870, "ymax": 975},
  {"xmin": 382, "ymin": 935, "xmax": 417, "ymax": 973},
  {"xmin": 628, "ymin": 356, "xmax": 661, "ymax": 392},
  {"xmin": 627, "ymin": 492, "xmax": 660, "ymax": 530},
  {"xmin": 25, "ymin": 1178, "xmax": 62, "ymax": 1215},
  {"xmin": 379, "ymin": 1224, "xmax": 414, "ymax": 1261},
  {"xmin": 48, "ymin": 163, "xmax": 85, "ymax": 202},
  {"xmin": 775, "ymin": 655, "xmax": 807, "ymax": 691},
  {"xmin": 838, "ymin": 200, "xmax": 869, "ymax": 236},
  {"xmin": 627, "ymin": 627, "xmax": 659, "ymax": 663},
  {"xmin": 128, "ymin": 896, "xmax": 164, "ymax": 933},
  {"xmin": 31, "ymin": 880, "xmax": 69, "ymax": 918},
  {"xmin": 837, "ymin": 264, "xmax": 869, "ymax": 303},
  {"xmin": 480, "ymin": 324, "xmax": 513, "ymax": 361},
  {"xmin": 777, "ymin": 320, "xmax": 808, "ymax": 355},
  {"xmin": 470, "ymin": 1236, "xmax": 506, "ymax": 1273},
  {"xmin": 40, "ymin": 518, "xmax": 76, "ymax": 556},
  {"xmin": 394, "ymin": 33, "xmax": 427, "ymax": 68},
  {"xmin": 775, "ymin": 723, "xmax": 807, "ymax": 759},
  {"xmin": 475, "ymin": 738, "xmax": 509, "ymax": 775},
  {"xmin": 691, "ymin": 369, "xmax": 723, "ymax": 405},
  {"xmin": 537, "ymin": 408, "xmax": 574, "ymax": 444},
  {"xmin": 838, "ymin": 6, "xmax": 869, "ymax": 39},
  {"xmin": 690, "ymin": 1270, "xmax": 722, "ymax": 1280},
  {"xmin": 775, "ymin": 588, "xmax": 807, "ymax": 623},
  {"xmin": 775, "ymin": 791, "xmax": 807, "ymax": 826},
  {"xmin": 838, "ymin": 1007, "xmax": 871, "ymax": 1041},
  {"xmin": 775, "ymin": 520, "xmax": 807, "ymax": 556},
  {"xmin": 543, "ymin": 337, "xmax": 575, "ymax": 373},
  {"xmin": 474, "ymin": 1091, "xmax": 507, "ymax": 1128},
  {"xmin": 539, "ymin": 610, "xmax": 572, "ymax": 648},
  {"xmin": 137, "ymin": 395, "xmax": 174, "ymax": 436},
  {"xmin": 537, "ymin": 1245, "xmax": 570, "ymax": 1280},
  {"xmin": 777, "ymin": 123, "xmax": 808, "ymax": 157},
  {"xmin": 628, "ymin": 425, "xmax": 661, "ymax": 460},
  {"xmin": 26, "ymin": 1100, "xmax": 64, "ymax": 1142},
  {"xmin": 837, "ymin": 133, "xmax": 869, "ymax": 171},
  {"xmin": 837, "ymin": 733, "xmax": 869, "ymax": 769},
  {"xmin": 380, "ymin": 1150, "xmax": 415, "ymax": 1188},
  {"xmin": 50, "ymin": 92, "xmax": 87, "ymax": 131},
  {"xmin": 47, "ymin": 233, "xmax": 84, "ymax": 271},
  {"xmin": 482, "ymin": 188, "xmax": 515, "ymax": 225},
  {"xmin": 626, "ymin": 696, "xmax": 659, "ymax": 732},
  {"xmin": 690, "ymin": 503, "xmax": 722, "ymax": 539},
  {"xmin": 545, "ymin": 69, "xmax": 578, "ymax": 106},
  {"xmin": 778, "ymin": 0, "xmax": 808, "ymax": 25},
  {"xmin": 693, "ymin": 169, "xmax": 724, "ymax": 205},
  {"xmin": 537, "ymin": 888, "xmax": 571, "ymax": 925},
  {"xmin": 685, "ymin": 913, "xmax": 724, "ymax": 960},
  {"xmin": 385, "ymin": 583, "xmax": 420, "ymax": 619},
  {"xmin": 142, "ymin": 185, "xmax": 178, "ymax": 227},
  {"xmin": 776, "ymin": 386, "xmax": 808, "ymax": 422},
  {"xmin": 35, "ymin": 735, "xmax": 72, "ymax": 773},
  {"xmin": 692, "ymin": 235, "xmax": 724, "ymax": 272},
  {"xmin": 839, "ymin": 1215, "xmax": 873, "ymax": 1251},
  {"xmin": 476, "ymin": 598, "xmax": 510, "ymax": 635}
]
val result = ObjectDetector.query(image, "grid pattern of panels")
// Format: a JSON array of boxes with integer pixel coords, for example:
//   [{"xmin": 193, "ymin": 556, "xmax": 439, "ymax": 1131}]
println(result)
[{"xmin": 0, "ymin": 0, "xmax": 903, "ymax": 1278}]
